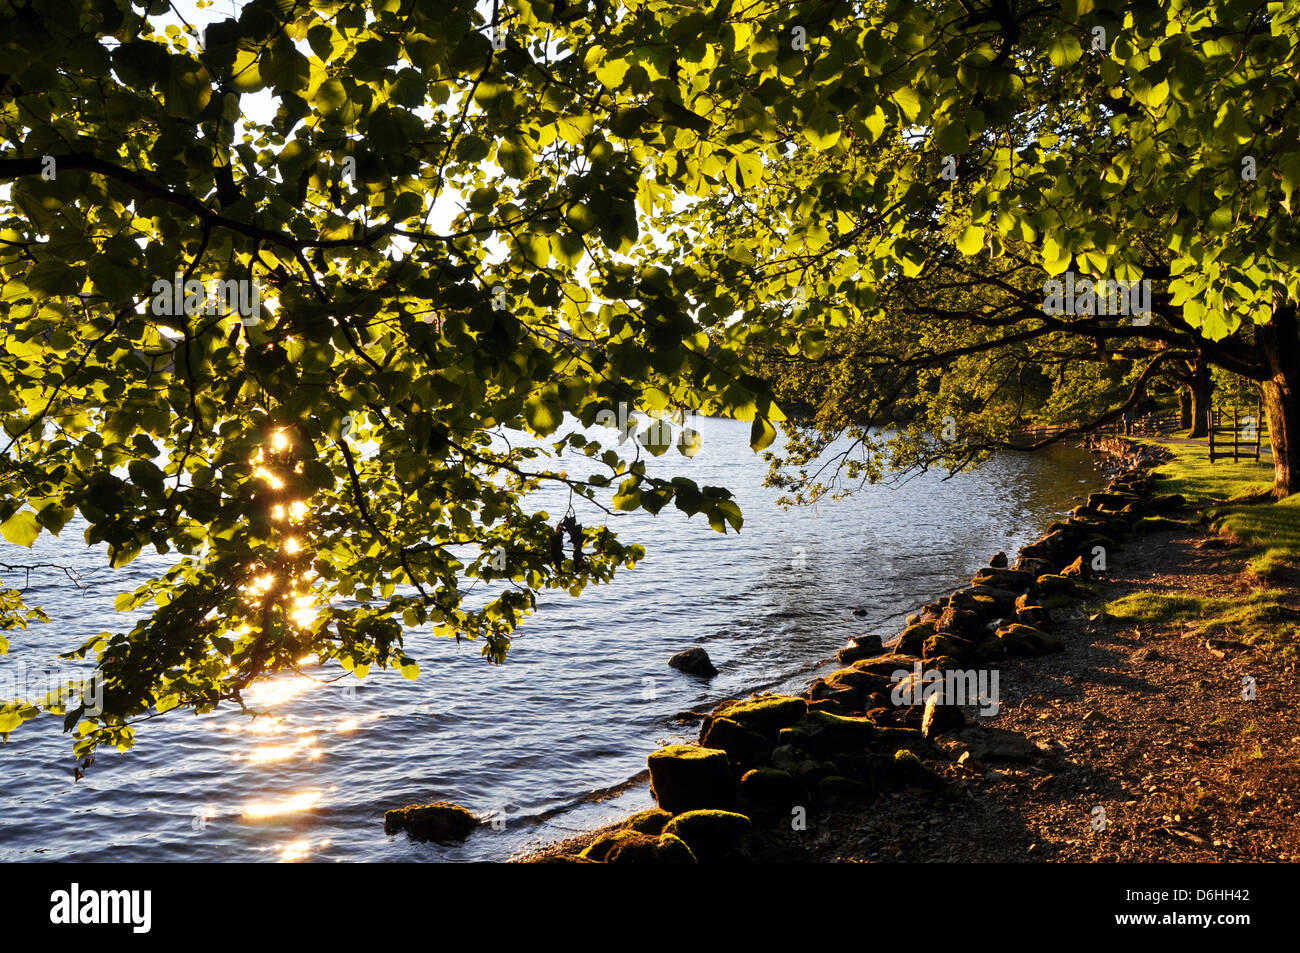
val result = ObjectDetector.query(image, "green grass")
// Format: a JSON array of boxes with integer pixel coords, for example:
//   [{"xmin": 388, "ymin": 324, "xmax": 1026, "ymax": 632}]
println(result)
[
  {"xmin": 1142, "ymin": 440, "xmax": 1300, "ymax": 567},
  {"xmin": 1106, "ymin": 589, "xmax": 1300, "ymax": 666},
  {"xmin": 1109, "ymin": 440, "xmax": 1300, "ymax": 666},
  {"xmin": 1137, "ymin": 439, "xmax": 1275, "ymax": 501}
]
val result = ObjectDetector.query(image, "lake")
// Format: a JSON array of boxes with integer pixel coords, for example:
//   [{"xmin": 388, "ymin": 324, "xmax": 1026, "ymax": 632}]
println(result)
[{"xmin": 0, "ymin": 417, "xmax": 1103, "ymax": 861}]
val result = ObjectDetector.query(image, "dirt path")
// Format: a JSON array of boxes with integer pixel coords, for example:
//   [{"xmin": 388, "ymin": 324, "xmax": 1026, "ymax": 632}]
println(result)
[{"xmin": 749, "ymin": 521, "xmax": 1300, "ymax": 862}]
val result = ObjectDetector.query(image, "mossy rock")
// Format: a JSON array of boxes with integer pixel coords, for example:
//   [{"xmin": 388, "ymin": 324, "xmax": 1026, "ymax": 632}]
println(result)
[
  {"xmin": 870, "ymin": 725, "xmax": 931, "ymax": 758},
  {"xmin": 1019, "ymin": 528, "xmax": 1078, "ymax": 561},
  {"xmin": 1069, "ymin": 516, "xmax": 1115, "ymax": 534},
  {"xmin": 705, "ymin": 694, "xmax": 808, "ymax": 739},
  {"xmin": 647, "ymin": 745, "xmax": 736, "ymax": 813},
  {"xmin": 922, "ymin": 632, "xmax": 975, "ymax": 662},
  {"xmin": 1034, "ymin": 573, "xmax": 1078, "ymax": 598},
  {"xmin": 770, "ymin": 745, "xmax": 838, "ymax": 785},
  {"xmin": 653, "ymin": 832, "xmax": 699, "ymax": 863},
  {"xmin": 622, "ymin": 808, "xmax": 672, "ymax": 836},
  {"xmin": 1150, "ymin": 493, "xmax": 1187, "ymax": 512},
  {"xmin": 946, "ymin": 590, "xmax": 994, "ymax": 617},
  {"xmin": 1015, "ymin": 604, "xmax": 1052, "ymax": 628},
  {"xmin": 816, "ymin": 670, "xmax": 868, "ymax": 712},
  {"xmin": 837, "ymin": 750, "xmax": 936, "ymax": 792},
  {"xmin": 806, "ymin": 677, "xmax": 863, "ymax": 714},
  {"xmin": 699, "ymin": 716, "xmax": 772, "ymax": 769},
  {"xmin": 662, "ymin": 809, "xmax": 752, "ymax": 861},
  {"xmin": 923, "ymin": 653, "xmax": 962, "ymax": 672},
  {"xmin": 738, "ymin": 767, "xmax": 807, "ymax": 820},
  {"xmin": 921, "ymin": 600, "xmax": 947, "ymax": 619},
  {"xmin": 921, "ymin": 691, "xmax": 966, "ymax": 740},
  {"xmin": 965, "ymin": 584, "xmax": 1020, "ymax": 613},
  {"xmin": 818, "ymin": 775, "xmax": 872, "ymax": 806},
  {"xmin": 582, "ymin": 828, "xmax": 647, "ymax": 861},
  {"xmin": 993, "ymin": 622, "xmax": 1036, "ymax": 656},
  {"xmin": 837, "ymin": 634, "xmax": 885, "ymax": 664},
  {"xmin": 1087, "ymin": 490, "xmax": 1140, "ymax": 511},
  {"xmin": 1059, "ymin": 555, "xmax": 1090, "ymax": 579},
  {"xmin": 970, "ymin": 567, "xmax": 1032, "ymax": 591},
  {"xmin": 936, "ymin": 605, "xmax": 984, "ymax": 638},
  {"xmin": 894, "ymin": 622, "xmax": 935, "ymax": 655},
  {"xmin": 821, "ymin": 671, "xmax": 889, "ymax": 712},
  {"xmin": 605, "ymin": 831, "xmax": 697, "ymax": 864},
  {"xmin": 974, "ymin": 635, "xmax": 1007, "ymax": 662},
  {"xmin": 853, "ymin": 653, "xmax": 923, "ymax": 677},
  {"xmin": 826, "ymin": 667, "xmax": 893, "ymax": 695},
  {"xmin": 995, "ymin": 623, "xmax": 1063, "ymax": 656},
  {"xmin": 777, "ymin": 709, "xmax": 875, "ymax": 758},
  {"xmin": 886, "ymin": 669, "xmax": 923, "ymax": 708},
  {"xmin": 383, "ymin": 802, "xmax": 479, "ymax": 842},
  {"xmin": 807, "ymin": 696, "xmax": 860, "ymax": 716},
  {"xmin": 831, "ymin": 752, "xmax": 901, "ymax": 791},
  {"xmin": 1013, "ymin": 556, "xmax": 1056, "ymax": 578},
  {"xmin": 1082, "ymin": 532, "xmax": 1118, "ymax": 552},
  {"xmin": 890, "ymin": 749, "xmax": 948, "ymax": 792}
]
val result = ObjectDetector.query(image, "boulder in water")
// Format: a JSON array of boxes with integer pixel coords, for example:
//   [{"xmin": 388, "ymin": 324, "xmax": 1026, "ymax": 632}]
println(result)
[
  {"xmin": 669, "ymin": 647, "xmax": 718, "ymax": 677},
  {"xmin": 837, "ymin": 634, "xmax": 884, "ymax": 664},
  {"xmin": 383, "ymin": 801, "xmax": 479, "ymax": 842}
]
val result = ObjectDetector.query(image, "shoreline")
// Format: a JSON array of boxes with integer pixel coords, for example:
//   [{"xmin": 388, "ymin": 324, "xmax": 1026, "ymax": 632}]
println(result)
[{"xmin": 515, "ymin": 436, "xmax": 1225, "ymax": 863}]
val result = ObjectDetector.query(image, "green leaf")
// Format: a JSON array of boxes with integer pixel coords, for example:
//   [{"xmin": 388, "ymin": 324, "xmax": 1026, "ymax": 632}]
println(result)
[
  {"xmin": 612, "ymin": 478, "xmax": 641, "ymax": 512},
  {"xmin": 955, "ymin": 225, "xmax": 985, "ymax": 255},
  {"xmin": 596, "ymin": 57, "xmax": 630, "ymax": 88},
  {"xmin": 1, "ymin": 511, "xmax": 39, "ymax": 548},
  {"xmin": 1043, "ymin": 236, "xmax": 1072, "ymax": 275},
  {"xmin": 1132, "ymin": 78, "xmax": 1169, "ymax": 109},
  {"xmin": 497, "ymin": 140, "xmax": 535, "ymax": 179},
  {"xmin": 749, "ymin": 415, "xmax": 777, "ymax": 451},
  {"xmin": 1048, "ymin": 35, "xmax": 1083, "ymax": 68},
  {"xmin": 934, "ymin": 120, "xmax": 968, "ymax": 154},
  {"xmin": 725, "ymin": 153, "xmax": 764, "ymax": 189},
  {"xmin": 892, "ymin": 86, "xmax": 922, "ymax": 123},
  {"xmin": 523, "ymin": 393, "xmax": 562, "ymax": 435}
]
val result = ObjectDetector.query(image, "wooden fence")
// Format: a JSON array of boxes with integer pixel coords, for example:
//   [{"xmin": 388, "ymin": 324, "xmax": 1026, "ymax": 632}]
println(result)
[{"xmin": 1209, "ymin": 397, "xmax": 1268, "ymax": 463}]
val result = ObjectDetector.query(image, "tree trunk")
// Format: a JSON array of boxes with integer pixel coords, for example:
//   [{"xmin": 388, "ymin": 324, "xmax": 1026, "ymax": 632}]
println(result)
[
  {"xmin": 1187, "ymin": 360, "xmax": 1212, "ymax": 438},
  {"xmin": 1178, "ymin": 386, "xmax": 1192, "ymax": 430},
  {"xmin": 1257, "ymin": 310, "xmax": 1300, "ymax": 498}
]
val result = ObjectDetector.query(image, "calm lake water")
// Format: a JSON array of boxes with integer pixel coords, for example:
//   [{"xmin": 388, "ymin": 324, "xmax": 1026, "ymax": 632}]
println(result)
[{"xmin": 0, "ymin": 417, "xmax": 1103, "ymax": 861}]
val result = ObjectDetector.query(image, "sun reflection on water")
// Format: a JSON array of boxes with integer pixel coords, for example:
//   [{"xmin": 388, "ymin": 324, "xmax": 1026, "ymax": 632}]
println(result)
[
  {"xmin": 278, "ymin": 837, "xmax": 332, "ymax": 861},
  {"xmin": 245, "ymin": 736, "xmax": 322, "ymax": 764},
  {"xmin": 242, "ymin": 790, "xmax": 322, "ymax": 819},
  {"xmin": 245, "ymin": 673, "xmax": 320, "ymax": 708}
]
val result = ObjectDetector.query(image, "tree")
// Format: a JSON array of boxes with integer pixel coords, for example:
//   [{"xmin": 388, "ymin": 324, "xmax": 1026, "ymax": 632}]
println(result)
[
  {"xmin": 5, "ymin": 0, "xmax": 1299, "ymax": 760},
  {"xmin": 1167, "ymin": 353, "xmax": 1213, "ymax": 438},
  {"xmin": 0, "ymin": 0, "xmax": 782, "ymax": 757},
  {"xmin": 637, "ymin": 0, "xmax": 1300, "ymax": 498}
]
